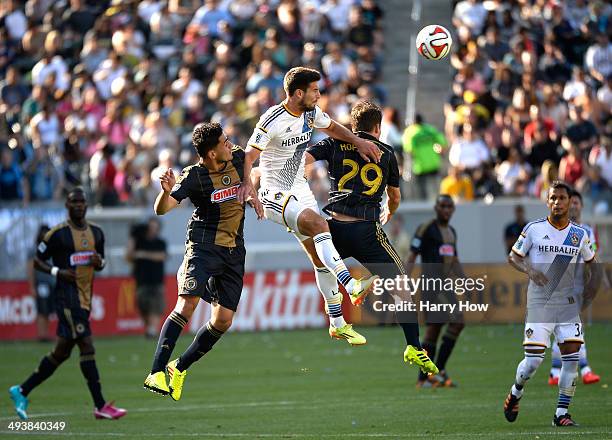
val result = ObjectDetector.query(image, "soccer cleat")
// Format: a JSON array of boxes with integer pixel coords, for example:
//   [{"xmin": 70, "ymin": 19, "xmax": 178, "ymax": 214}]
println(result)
[
  {"xmin": 582, "ymin": 371, "xmax": 600, "ymax": 385},
  {"xmin": 548, "ymin": 375, "xmax": 559, "ymax": 386},
  {"xmin": 552, "ymin": 413, "xmax": 579, "ymax": 427},
  {"xmin": 416, "ymin": 376, "xmax": 441, "ymax": 389},
  {"xmin": 166, "ymin": 359, "xmax": 187, "ymax": 401},
  {"xmin": 404, "ymin": 346, "xmax": 439, "ymax": 375},
  {"xmin": 94, "ymin": 401, "xmax": 127, "ymax": 420},
  {"xmin": 348, "ymin": 275, "xmax": 379, "ymax": 306},
  {"xmin": 329, "ymin": 324, "xmax": 366, "ymax": 346},
  {"xmin": 503, "ymin": 393, "xmax": 520, "ymax": 422},
  {"xmin": 437, "ymin": 370, "xmax": 457, "ymax": 388},
  {"xmin": 9, "ymin": 385, "xmax": 28, "ymax": 420},
  {"xmin": 143, "ymin": 371, "xmax": 169, "ymax": 395}
]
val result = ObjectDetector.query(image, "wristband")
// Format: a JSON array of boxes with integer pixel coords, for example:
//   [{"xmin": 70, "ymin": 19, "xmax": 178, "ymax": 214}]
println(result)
[{"xmin": 50, "ymin": 267, "xmax": 59, "ymax": 277}]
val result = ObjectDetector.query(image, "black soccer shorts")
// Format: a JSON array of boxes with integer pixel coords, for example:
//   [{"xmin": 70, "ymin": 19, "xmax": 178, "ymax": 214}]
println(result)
[
  {"xmin": 177, "ymin": 242, "xmax": 245, "ymax": 312},
  {"xmin": 328, "ymin": 218, "xmax": 405, "ymax": 279},
  {"xmin": 56, "ymin": 306, "xmax": 92, "ymax": 340}
]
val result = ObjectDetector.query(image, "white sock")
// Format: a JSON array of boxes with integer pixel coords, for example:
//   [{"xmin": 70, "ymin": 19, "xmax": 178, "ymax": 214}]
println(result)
[
  {"xmin": 315, "ymin": 267, "xmax": 346, "ymax": 328},
  {"xmin": 513, "ymin": 352, "xmax": 544, "ymax": 397},
  {"xmin": 556, "ymin": 352, "xmax": 579, "ymax": 417},
  {"xmin": 578, "ymin": 343, "xmax": 590, "ymax": 375},
  {"xmin": 313, "ymin": 233, "xmax": 353, "ymax": 288}
]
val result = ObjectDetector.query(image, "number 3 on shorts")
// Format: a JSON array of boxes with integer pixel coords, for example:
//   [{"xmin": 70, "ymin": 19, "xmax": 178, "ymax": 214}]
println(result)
[{"xmin": 574, "ymin": 323, "xmax": 582, "ymax": 337}]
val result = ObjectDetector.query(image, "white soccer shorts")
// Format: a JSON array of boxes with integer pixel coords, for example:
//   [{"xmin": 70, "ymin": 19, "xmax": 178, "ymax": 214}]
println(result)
[
  {"xmin": 258, "ymin": 186, "xmax": 319, "ymax": 242},
  {"xmin": 522, "ymin": 320, "xmax": 584, "ymax": 348}
]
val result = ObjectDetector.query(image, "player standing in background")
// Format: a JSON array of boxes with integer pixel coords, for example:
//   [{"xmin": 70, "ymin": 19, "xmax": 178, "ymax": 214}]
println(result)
[
  {"xmin": 504, "ymin": 182, "xmax": 602, "ymax": 427},
  {"xmin": 405, "ymin": 195, "xmax": 465, "ymax": 387},
  {"xmin": 9, "ymin": 188, "xmax": 127, "ymax": 420},
  {"xmin": 143, "ymin": 122, "xmax": 263, "ymax": 401},
  {"xmin": 27, "ymin": 224, "xmax": 55, "ymax": 342},
  {"xmin": 126, "ymin": 217, "xmax": 168, "ymax": 339},
  {"xmin": 238, "ymin": 67, "xmax": 381, "ymax": 346},
  {"xmin": 548, "ymin": 190, "xmax": 601, "ymax": 386},
  {"xmin": 305, "ymin": 100, "xmax": 437, "ymax": 375}
]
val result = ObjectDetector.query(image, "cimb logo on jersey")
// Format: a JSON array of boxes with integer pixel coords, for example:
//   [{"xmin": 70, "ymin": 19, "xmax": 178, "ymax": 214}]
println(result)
[{"xmin": 211, "ymin": 184, "xmax": 240, "ymax": 203}]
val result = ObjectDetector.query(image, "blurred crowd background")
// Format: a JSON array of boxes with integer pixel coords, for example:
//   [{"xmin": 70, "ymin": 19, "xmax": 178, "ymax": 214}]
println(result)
[
  {"xmin": 0, "ymin": 0, "xmax": 385, "ymax": 207},
  {"xmin": 0, "ymin": 0, "xmax": 610, "ymax": 215},
  {"xmin": 436, "ymin": 0, "xmax": 611, "ymax": 213}
]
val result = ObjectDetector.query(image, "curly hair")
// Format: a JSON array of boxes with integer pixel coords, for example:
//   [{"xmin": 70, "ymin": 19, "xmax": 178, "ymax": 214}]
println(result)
[{"xmin": 192, "ymin": 122, "xmax": 223, "ymax": 158}]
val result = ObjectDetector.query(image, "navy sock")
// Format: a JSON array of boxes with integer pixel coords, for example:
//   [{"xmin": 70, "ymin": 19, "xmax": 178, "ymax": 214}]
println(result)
[
  {"xmin": 176, "ymin": 322, "xmax": 224, "ymax": 371},
  {"xmin": 21, "ymin": 354, "xmax": 61, "ymax": 396},
  {"xmin": 436, "ymin": 335, "xmax": 458, "ymax": 372},
  {"xmin": 80, "ymin": 353, "xmax": 106, "ymax": 410},
  {"xmin": 151, "ymin": 311, "xmax": 188, "ymax": 373}
]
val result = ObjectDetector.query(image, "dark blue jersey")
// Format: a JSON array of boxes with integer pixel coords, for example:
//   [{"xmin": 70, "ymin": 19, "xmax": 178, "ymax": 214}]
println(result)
[{"xmin": 307, "ymin": 132, "xmax": 399, "ymax": 221}]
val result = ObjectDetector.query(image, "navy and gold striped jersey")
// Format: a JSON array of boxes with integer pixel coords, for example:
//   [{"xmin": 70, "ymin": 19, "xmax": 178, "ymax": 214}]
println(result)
[
  {"xmin": 307, "ymin": 132, "xmax": 400, "ymax": 221},
  {"xmin": 170, "ymin": 147, "xmax": 245, "ymax": 248},
  {"xmin": 410, "ymin": 219, "xmax": 457, "ymax": 278},
  {"xmin": 36, "ymin": 220, "xmax": 105, "ymax": 310}
]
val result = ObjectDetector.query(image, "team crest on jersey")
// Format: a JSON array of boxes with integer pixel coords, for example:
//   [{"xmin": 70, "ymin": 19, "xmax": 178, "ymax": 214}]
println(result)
[
  {"xmin": 570, "ymin": 233, "xmax": 579, "ymax": 246},
  {"xmin": 211, "ymin": 184, "xmax": 240, "ymax": 203},
  {"xmin": 515, "ymin": 237, "xmax": 524, "ymax": 250},
  {"xmin": 525, "ymin": 328, "xmax": 533, "ymax": 338},
  {"xmin": 76, "ymin": 323, "xmax": 85, "ymax": 334},
  {"xmin": 306, "ymin": 114, "xmax": 314, "ymax": 129},
  {"xmin": 255, "ymin": 133, "xmax": 262, "ymax": 143},
  {"xmin": 274, "ymin": 192, "xmax": 283, "ymax": 201},
  {"xmin": 222, "ymin": 175, "xmax": 231, "ymax": 186},
  {"xmin": 81, "ymin": 236, "xmax": 89, "ymax": 247}
]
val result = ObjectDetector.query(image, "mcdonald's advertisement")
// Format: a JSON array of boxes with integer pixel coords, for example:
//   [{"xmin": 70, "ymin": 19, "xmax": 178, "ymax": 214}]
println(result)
[{"xmin": 0, "ymin": 264, "xmax": 610, "ymax": 340}]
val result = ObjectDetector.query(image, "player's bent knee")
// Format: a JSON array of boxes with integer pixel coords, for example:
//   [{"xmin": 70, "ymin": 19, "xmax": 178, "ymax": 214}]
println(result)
[
  {"xmin": 175, "ymin": 295, "xmax": 198, "ymax": 319},
  {"xmin": 296, "ymin": 209, "xmax": 328, "ymax": 237},
  {"xmin": 559, "ymin": 341, "xmax": 582, "ymax": 355},
  {"xmin": 211, "ymin": 317, "xmax": 232, "ymax": 332}
]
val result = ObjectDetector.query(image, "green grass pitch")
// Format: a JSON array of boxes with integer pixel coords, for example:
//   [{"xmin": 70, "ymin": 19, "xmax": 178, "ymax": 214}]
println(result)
[{"xmin": 1, "ymin": 324, "xmax": 611, "ymax": 439}]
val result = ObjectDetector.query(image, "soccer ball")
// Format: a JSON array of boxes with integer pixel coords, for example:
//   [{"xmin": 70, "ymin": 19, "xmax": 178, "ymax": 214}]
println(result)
[{"xmin": 416, "ymin": 25, "xmax": 452, "ymax": 60}]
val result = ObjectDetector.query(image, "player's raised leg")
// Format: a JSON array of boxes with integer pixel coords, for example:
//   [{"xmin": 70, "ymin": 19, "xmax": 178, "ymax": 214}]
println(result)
[
  {"xmin": 167, "ymin": 302, "xmax": 233, "ymax": 401},
  {"xmin": 299, "ymin": 235, "xmax": 367, "ymax": 346},
  {"xmin": 296, "ymin": 207, "xmax": 378, "ymax": 306},
  {"xmin": 504, "ymin": 344, "xmax": 545, "ymax": 423},
  {"xmin": 144, "ymin": 295, "xmax": 196, "ymax": 395}
]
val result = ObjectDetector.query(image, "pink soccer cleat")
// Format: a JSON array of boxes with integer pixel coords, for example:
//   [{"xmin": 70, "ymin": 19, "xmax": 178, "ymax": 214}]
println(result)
[{"xmin": 94, "ymin": 401, "xmax": 127, "ymax": 420}]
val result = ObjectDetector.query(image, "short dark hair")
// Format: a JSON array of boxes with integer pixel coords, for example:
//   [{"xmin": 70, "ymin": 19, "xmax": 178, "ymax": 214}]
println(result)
[
  {"xmin": 570, "ymin": 189, "xmax": 583, "ymax": 204},
  {"xmin": 67, "ymin": 187, "xmax": 85, "ymax": 200},
  {"xmin": 283, "ymin": 67, "xmax": 321, "ymax": 96},
  {"xmin": 549, "ymin": 180, "xmax": 572, "ymax": 197},
  {"xmin": 351, "ymin": 100, "xmax": 382, "ymax": 132},
  {"xmin": 436, "ymin": 194, "xmax": 454, "ymax": 205},
  {"xmin": 192, "ymin": 122, "xmax": 223, "ymax": 157}
]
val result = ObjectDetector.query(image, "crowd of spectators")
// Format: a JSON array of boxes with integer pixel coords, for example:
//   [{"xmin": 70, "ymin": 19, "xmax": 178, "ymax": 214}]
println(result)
[
  {"xmin": 0, "ymin": 0, "xmax": 386, "ymax": 207},
  {"xmin": 436, "ymin": 0, "xmax": 611, "ymax": 213}
]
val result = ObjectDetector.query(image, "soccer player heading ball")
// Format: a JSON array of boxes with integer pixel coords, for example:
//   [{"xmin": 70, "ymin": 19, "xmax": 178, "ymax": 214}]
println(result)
[{"xmin": 238, "ymin": 67, "xmax": 381, "ymax": 345}]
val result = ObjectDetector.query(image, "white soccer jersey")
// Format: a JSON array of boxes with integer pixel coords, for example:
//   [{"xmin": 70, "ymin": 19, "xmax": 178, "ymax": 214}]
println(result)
[
  {"xmin": 247, "ymin": 103, "xmax": 331, "ymax": 191},
  {"xmin": 512, "ymin": 217, "xmax": 595, "ymax": 307}
]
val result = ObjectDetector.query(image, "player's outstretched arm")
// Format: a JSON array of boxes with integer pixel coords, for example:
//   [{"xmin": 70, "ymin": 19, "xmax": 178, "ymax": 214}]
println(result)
[
  {"xmin": 154, "ymin": 169, "xmax": 179, "ymax": 215},
  {"xmin": 508, "ymin": 252, "xmax": 548, "ymax": 286},
  {"xmin": 582, "ymin": 257, "xmax": 603, "ymax": 310},
  {"xmin": 320, "ymin": 120, "xmax": 381, "ymax": 163}
]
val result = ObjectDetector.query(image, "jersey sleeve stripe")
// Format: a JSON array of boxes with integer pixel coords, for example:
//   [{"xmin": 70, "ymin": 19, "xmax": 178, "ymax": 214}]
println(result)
[
  {"xmin": 248, "ymin": 143, "xmax": 265, "ymax": 151},
  {"xmin": 255, "ymin": 126, "xmax": 268, "ymax": 133},
  {"xmin": 261, "ymin": 107, "xmax": 285, "ymax": 129},
  {"xmin": 511, "ymin": 248, "xmax": 526, "ymax": 257},
  {"xmin": 523, "ymin": 218, "xmax": 546, "ymax": 233},
  {"xmin": 583, "ymin": 255, "xmax": 596, "ymax": 263}
]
